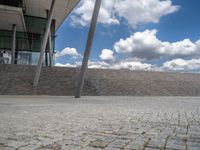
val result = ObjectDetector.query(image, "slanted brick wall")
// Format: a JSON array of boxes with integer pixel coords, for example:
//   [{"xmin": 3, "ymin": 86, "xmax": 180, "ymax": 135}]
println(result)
[{"xmin": 1, "ymin": 64, "xmax": 200, "ymax": 96}]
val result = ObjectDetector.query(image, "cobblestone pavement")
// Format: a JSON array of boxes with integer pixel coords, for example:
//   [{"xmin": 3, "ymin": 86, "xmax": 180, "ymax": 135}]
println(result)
[{"xmin": 0, "ymin": 96, "xmax": 200, "ymax": 150}]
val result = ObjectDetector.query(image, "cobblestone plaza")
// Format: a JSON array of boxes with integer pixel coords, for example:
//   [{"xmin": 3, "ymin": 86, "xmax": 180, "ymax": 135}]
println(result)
[{"xmin": 0, "ymin": 96, "xmax": 200, "ymax": 150}]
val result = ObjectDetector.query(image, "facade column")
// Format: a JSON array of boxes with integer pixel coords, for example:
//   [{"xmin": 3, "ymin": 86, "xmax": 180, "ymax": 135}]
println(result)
[
  {"xmin": 75, "ymin": 0, "xmax": 102, "ymax": 98},
  {"xmin": 48, "ymin": 31, "xmax": 53, "ymax": 67},
  {"xmin": 33, "ymin": 0, "xmax": 56, "ymax": 86},
  {"xmin": 14, "ymin": 51, "xmax": 18, "ymax": 64},
  {"xmin": 11, "ymin": 24, "xmax": 16, "ymax": 64},
  {"xmin": 45, "ymin": 51, "xmax": 48, "ymax": 66},
  {"xmin": 46, "ymin": 10, "xmax": 53, "ymax": 67}
]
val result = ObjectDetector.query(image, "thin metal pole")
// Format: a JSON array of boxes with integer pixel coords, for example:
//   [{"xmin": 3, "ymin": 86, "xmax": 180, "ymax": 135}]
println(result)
[
  {"xmin": 48, "ymin": 31, "xmax": 53, "ymax": 67},
  {"xmin": 11, "ymin": 24, "xmax": 16, "ymax": 64},
  {"xmin": 33, "ymin": 0, "xmax": 56, "ymax": 86},
  {"xmin": 75, "ymin": 0, "xmax": 102, "ymax": 98},
  {"xmin": 46, "ymin": 10, "xmax": 53, "ymax": 67},
  {"xmin": 45, "ymin": 51, "xmax": 48, "ymax": 66}
]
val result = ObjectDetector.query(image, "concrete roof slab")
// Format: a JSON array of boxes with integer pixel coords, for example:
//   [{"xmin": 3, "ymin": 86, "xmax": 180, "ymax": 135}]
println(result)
[
  {"xmin": 25, "ymin": 0, "xmax": 80, "ymax": 30},
  {"xmin": 0, "ymin": 4, "xmax": 26, "ymax": 32}
]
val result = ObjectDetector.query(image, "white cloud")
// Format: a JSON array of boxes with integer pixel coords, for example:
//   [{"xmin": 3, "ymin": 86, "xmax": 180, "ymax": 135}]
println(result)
[
  {"xmin": 162, "ymin": 58, "xmax": 200, "ymax": 72},
  {"xmin": 54, "ymin": 33, "xmax": 200, "ymax": 73},
  {"xmin": 55, "ymin": 61, "xmax": 110, "ymax": 69},
  {"xmin": 71, "ymin": 0, "xmax": 119, "ymax": 27},
  {"xmin": 71, "ymin": 0, "xmax": 179, "ymax": 28},
  {"xmin": 111, "ymin": 60, "xmax": 157, "ymax": 71},
  {"xmin": 99, "ymin": 49, "xmax": 115, "ymax": 61},
  {"xmin": 115, "ymin": 0, "xmax": 179, "ymax": 28},
  {"xmin": 88, "ymin": 60, "xmax": 110, "ymax": 69},
  {"xmin": 55, "ymin": 59, "xmax": 157, "ymax": 71},
  {"xmin": 88, "ymin": 60, "xmax": 157, "ymax": 71},
  {"xmin": 56, "ymin": 58, "xmax": 200, "ymax": 73},
  {"xmin": 55, "ymin": 63, "xmax": 77, "ymax": 68},
  {"xmin": 196, "ymin": 39, "xmax": 200, "ymax": 49},
  {"xmin": 114, "ymin": 29, "xmax": 199, "ymax": 60},
  {"xmin": 56, "ymin": 47, "xmax": 79, "ymax": 58}
]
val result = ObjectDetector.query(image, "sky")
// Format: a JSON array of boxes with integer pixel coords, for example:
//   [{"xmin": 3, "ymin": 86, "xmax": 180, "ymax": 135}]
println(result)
[{"xmin": 55, "ymin": 0, "xmax": 200, "ymax": 72}]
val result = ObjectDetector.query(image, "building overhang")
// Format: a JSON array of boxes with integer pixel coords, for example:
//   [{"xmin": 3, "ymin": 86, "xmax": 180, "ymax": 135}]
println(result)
[
  {"xmin": 0, "ymin": 4, "xmax": 27, "ymax": 32},
  {"xmin": 25, "ymin": 0, "xmax": 80, "ymax": 31}
]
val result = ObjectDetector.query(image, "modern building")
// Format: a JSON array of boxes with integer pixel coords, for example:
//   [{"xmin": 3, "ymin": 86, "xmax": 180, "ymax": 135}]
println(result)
[
  {"xmin": 0, "ymin": 0, "xmax": 101, "ymax": 98},
  {"xmin": 0, "ymin": 0, "xmax": 80, "ymax": 66}
]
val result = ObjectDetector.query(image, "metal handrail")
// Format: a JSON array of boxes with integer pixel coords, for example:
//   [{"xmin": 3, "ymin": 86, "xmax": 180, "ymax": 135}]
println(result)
[{"xmin": 0, "ymin": 33, "xmax": 56, "ymax": 52}]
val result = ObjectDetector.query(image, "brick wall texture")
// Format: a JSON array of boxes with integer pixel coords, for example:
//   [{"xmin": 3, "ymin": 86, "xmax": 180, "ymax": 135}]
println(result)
[{"xmin": 1, "ymin": 64, "xmax": 200, "ymax": 96}]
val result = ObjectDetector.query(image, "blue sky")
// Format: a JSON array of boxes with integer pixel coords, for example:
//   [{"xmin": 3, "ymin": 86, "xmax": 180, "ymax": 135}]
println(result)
[{"xmin": 55, "ymin": 0, "xmax": 200, "ymax": 72}]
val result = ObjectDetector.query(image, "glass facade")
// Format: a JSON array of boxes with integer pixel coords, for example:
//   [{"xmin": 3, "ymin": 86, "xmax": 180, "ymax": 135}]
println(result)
[
  {"xmin": 0, "ymin": 30, "xmax": 29, "ymax": 51},
  {"xmin": 0, "ymin": 50, "xmax": 55, "ymax": 66},
  {"xmin": 24, "ymin": 15, "xmax": 56, "ymax": 52},
  {"xmin": 0, "ymin": 15, "xmax": 56, "ymax": 65}
]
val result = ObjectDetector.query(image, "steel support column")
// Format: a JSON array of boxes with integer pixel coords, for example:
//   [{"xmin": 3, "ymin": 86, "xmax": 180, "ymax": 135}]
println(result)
[
  {"xmin": 48, "ymin": 31, "xmax": 53, "ymax": 67},
  {"xmin": 45, "ymin": 51, "xmax": 48, "ymax": 66},
  {"xmin": 33, "ymin": 0, "xmax": 56, "ymax": 86},
  {"xmin": 11, "ymin": 24, "xmax": 16, "ymax": 64},
  {"xmin": 46, "ymin": 10, "xmax": 53, "ymax": 67},
  {"xmin": 75, "ymin": 0, "xmax": 102, "ymax": 98}
]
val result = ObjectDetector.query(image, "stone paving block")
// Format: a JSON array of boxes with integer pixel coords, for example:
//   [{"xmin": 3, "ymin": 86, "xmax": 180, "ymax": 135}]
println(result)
[
  {"xmin": 36, "ymin": 148, "xmax": 51, "ymax": 150},
  {"xmin": 187, "ymin": 146, "xmax": 200, "ymax": 150},
  {"xmin": 104, "ymin": 147, "xmax": 121, "ymax": 150},
  {"xmin": 187, "ymin": 141, "xmax": 200, "ymax": 147},
  {"xmin": 89, "ymin": 139, "xmax": 109, "ymax": 148},
  {"xmin": 60, "ymin": 145, "xmax": 82, "ymax": 150},
  {"xmin": 176, "ymin": 127, "xmax": 187, "ymax": 134},
  {"xmin": 18, "ymin": 144, "xmax": 40, "ymax": 150},
  {"xmin": 124, "ymin": 139, "xmax": 145, "ymax": 149},
  {"xmin": 125, "ymin": 133, "xmax": 140, "ymax": 140},
  {"xmin": 90, "ymin": 135, "xmax": 115, "ymax": 143},
  {"xmin": 1, "ymin": 97, "xmax": 200, "ymax": 149},
  {"xmin": 5, "ymin": 140, "xmax": 27, "ymax": 149},
  {"xmin": 144, "ymin": 147, "xmax": 160, "ymax": 150},
  {"xmin": 107, "ymin": 139, "xmax": 130, "ymax": 148},
  {"xmin": 82, "ymin": 147, "xmax": 102, "ymax": 150},
  {"xmin": 0, "ymin": 146, "xmax": 15, "ymax": 150},
  {"xmin": 165, "ymin": 140, "xmax": 186, "ymax": 150},
  {"xmin": 147, "ymin": 138, "xmax": 166, "ymax": 149}
]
